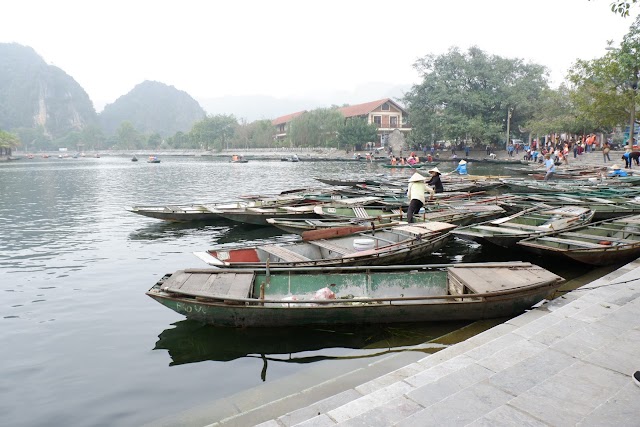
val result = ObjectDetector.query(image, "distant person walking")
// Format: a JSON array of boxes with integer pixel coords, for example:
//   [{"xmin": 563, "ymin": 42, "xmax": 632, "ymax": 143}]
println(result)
[
  {"xmin": 603, "ymin": 141, "xmax": 611, "ymax": 162},
  {"xmin": 543, "ymin": 153, "xmax": 555, "ymax": 181}
]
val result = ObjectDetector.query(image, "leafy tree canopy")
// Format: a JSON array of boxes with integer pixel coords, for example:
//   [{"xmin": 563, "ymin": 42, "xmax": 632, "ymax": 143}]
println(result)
[
  {"xmin": 288, "ymin": 108, "xmax": 343, "ymax": 147},
  {"xmin": 404, "ymin": 46, "xmax": 548, "ymax": 146},
  {"xmin": 336, "ymin": 118, "xmax": 379, "ymax": 151},
  {"xmin": 568, "ymin": 15, "xmax": 640, "ymax": 133}
]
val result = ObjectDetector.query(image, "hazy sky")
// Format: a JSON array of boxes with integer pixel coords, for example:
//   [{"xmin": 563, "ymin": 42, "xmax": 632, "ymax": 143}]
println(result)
[{"xmin": 2, "ymin": 0, "xmax": 638, "ymax": 111}]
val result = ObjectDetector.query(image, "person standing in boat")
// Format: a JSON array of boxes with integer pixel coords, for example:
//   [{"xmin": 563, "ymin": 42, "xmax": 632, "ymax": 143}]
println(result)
[
  {"xmin": 406, "ymin": 172, "xmax": 429, "ymax": 223},
  {"xmin": 426, "ymin": 167, "xmax": 444, "ymax": 194},
  {"xmin": 451, "ymin": 159, "xmax": 468, "ymax": 175}
]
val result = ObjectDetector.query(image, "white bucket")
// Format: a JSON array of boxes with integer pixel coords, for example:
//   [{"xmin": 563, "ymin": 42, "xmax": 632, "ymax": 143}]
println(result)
[{"xmin": 353, "ymin": 238, "xmax": 375, "ymax": 251}]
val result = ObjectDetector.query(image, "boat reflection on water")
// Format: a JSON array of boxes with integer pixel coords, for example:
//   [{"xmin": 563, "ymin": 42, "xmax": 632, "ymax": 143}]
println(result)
[
  {"xmin": 128, "ymin": 222, "xmax": 230, "ymax": 242},
  {"xmin": 128, "ymin": 222, "xmax": 293, "ymax": 245},
  {"xmin": 153, "ymin": 320, "xmax": 471, "ymax": 381}
]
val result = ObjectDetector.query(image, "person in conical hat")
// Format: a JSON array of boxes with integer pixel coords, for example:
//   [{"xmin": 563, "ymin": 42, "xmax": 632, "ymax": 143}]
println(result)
[
  {"xmin": 406, "ymin": 172, "xmax": 429, "ymax": 223},
  {"xmin": 408, "ymin": 172, "xmax": 426, "ymax": 182},
  {"xmin": 426, "ymin": 167, "xmax": 444, "ymax": 195},
  {"xmin": 608, "ymin": 164, "xmax": 629, "ymax": 177},
  {"xmin": 452, "ymin": 159, "xmax": 468, "ymax": 175}
]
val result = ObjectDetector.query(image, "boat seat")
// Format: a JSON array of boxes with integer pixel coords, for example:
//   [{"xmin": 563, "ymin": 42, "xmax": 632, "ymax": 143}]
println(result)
[
  {"xmin": 562, "ymin": 232, "xmax": 639, "ymax": 245},
  {"xmin": 259, "ymin": 245, "xmax": 311, "ymax": 262},
  {"xmin": 471, "ymin": 225, "xmax": 531, "ymax": 234},
  {"xmin": 536, "ymin": 236, "xmax": 609, "ymax": 248},
  {"xmin": 307, "ymin": 239, "xmax": 352, "ymax": 255},
  {"xmin": 353, "ymin": 207, "xmax": 370, "ymax": 218}
]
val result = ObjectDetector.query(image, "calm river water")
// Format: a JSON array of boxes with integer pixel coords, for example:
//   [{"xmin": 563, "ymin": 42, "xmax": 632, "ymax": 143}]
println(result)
[{"xmin": 0, "ymin": 156, "xmax": 597, "ymax": 426}]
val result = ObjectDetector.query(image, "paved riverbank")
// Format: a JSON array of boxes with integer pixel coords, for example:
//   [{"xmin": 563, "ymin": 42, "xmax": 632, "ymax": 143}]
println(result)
[{"xmin": 212, "ymin": 257, "xmax": 640, "ymax": 427}]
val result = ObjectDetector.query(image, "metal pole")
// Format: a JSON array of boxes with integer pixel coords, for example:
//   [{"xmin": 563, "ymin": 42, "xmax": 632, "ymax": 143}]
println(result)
[
  {"xmin": 505, "ymin": 108, "xmax": 511, "ymax": 150},
  {"xmin": 630, "ymin": 67, "xmax": 638, "ymax": 150}
]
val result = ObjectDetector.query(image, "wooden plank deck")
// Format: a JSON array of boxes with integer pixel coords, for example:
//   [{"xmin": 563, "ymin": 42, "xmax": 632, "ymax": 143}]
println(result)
[
  {"xmin": 448, "ymin": 265, "xmax": 559, "ymax": 294},
  {"xmin": 259, "ymin": 245, "xmax": 311, "ymax": 262},
  {"xmin": 161, "ymin": 270, "xmax": 255, "ymax": 299},
  {"xmin": 307, "ymin": 239, "xmax": 352, "ymax": 256}
]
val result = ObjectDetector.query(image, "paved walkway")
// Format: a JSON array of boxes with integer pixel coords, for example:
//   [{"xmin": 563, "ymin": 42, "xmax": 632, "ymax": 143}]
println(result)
[{"xmin": 233, "ymin": 257, "xmax": 640, "ymax": 427}]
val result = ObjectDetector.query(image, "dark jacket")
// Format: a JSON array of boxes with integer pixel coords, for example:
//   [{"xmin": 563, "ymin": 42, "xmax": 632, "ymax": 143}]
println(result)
[{"xmin": 427, "ymin": 174, "xmax": 444, "ymax": 193}]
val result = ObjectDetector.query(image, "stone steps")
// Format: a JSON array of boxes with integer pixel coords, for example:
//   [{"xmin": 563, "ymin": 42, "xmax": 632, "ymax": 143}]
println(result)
[{"xmin": 249, "ymin": 260, "xmax": 640, "ymax": 427}]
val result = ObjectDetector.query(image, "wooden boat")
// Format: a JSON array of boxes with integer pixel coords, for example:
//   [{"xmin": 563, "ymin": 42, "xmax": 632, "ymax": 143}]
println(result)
[
  {"xmin": 206, "ymin": 204, "xmax": 320, "ymax": 226},
  {"xmin": 127, "ymin": 195, "xmax": 309, "ymax": 222},
  {"xmin": 193, "ymin": 221, "xmax": 456, "ymax": 268},
  {"xmin": 230, "ymin": 155, "xmax": 248, "ymax": 163},
  {"xmin": 281, "ymin": 154, "xmax": 299, "ymax": 162},
  {"xmin": 517, "ymin": 214, "xmax": 640, "ymax": 265},
  {"xmin": 146, "ymin": 262, "xmax": 565, "ymax": 327},
  {"xmin": 265, "ymin": 217, "xmax": 399, "ymax": 234},
  {"xmin": 499, "ymin": 198, "xmax": 640, "ymax": 221},
  {"xmin": 314, "ymin": 178, "xmax": 380, "ymax": 187},
  {"xmin": 451, "ymin": 206, "xmax": 595, "ymax": 248},
  {"xmin": 381, "ymin": 162, "xmax": 439, "ymax": 169},
  {"xmin": 501, "ymin": 178, "xmax": 633, "ymax": 193}
]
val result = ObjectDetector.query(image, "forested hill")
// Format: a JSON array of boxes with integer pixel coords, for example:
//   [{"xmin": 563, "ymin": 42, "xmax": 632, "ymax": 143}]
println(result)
[
  {"xmin": 0, "ymin": 43, "xmax": 98, "ymax": 138},
  {"xmin": 100, "ymin": 81, "xmax": 206, "ymax": 137}
]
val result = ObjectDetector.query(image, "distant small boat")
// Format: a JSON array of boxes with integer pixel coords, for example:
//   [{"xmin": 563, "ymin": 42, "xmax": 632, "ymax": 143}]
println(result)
[
  {"xmin": 147, "ymin": 156, "xmax": 161, "ymax": 163},
  {"xmin": 281, "ymin": 154, "xmax": 300, "ymax": 162},
  {"xmin": 95, "ymin": 153, "xmax": 101, "ymax": 158},
  {"xmin": 131, "ymin": 155, "xmax": 138, "ymax": 162},
  {"xmin": 230, "ymin": 155, "xmax": 248, "ymax": 163}
]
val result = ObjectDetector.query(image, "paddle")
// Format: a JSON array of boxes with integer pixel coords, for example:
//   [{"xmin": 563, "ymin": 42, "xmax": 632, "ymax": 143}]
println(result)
[{"xmin": 490, "ymin": 206, "xmax": 539, "ymax": 225}]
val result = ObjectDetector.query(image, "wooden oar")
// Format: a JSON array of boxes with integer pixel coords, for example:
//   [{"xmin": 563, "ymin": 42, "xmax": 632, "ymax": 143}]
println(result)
[{"xmin": 490, "ymin": 207, "xmax": 539, "ymax": 225}]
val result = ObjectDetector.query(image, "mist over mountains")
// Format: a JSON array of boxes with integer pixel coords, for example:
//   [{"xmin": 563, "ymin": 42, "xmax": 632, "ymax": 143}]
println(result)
[
  {"xmin": 0, "ymin": 42, "xmax": 412, "ymax": 141},
  {"xmin": 195, "ymin": 82, "xmax": 412, "ymax": 122}
]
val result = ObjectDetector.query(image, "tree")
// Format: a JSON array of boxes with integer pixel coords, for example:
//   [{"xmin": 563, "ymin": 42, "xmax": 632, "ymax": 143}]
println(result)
[
  {"xmin": 568, "ymin": 16, "xmax": 640, "ymax": 140},
  {"xmin": 336, "ymin": 118, "xmax": 379, "ymax": 151},
  {"xmin": 288, "ymin": 108, "xmax": 343, "ymax": 147},
  {"xmin": 231, "ymin": 119, "xmax": 275, "ymax": 149},
  {"xmin": 189, "ymin": 114, "xmax": 237, "ymax": 151},
  {"xmin": 603, "ymin": 0, "xmax": 639, "ymax": 16},
  {"xmin": 525, "ymin": 86, "xmax": 593, "ymax": 136},
  {"xmin": 404, "ymin": 46, "xmax": 548, "ymax": 147},
  {"xmin": 0, "ymin": 129, "xmax": 21, "ymax": 156},
  {"xmin": 114, "ymin": 121, "xmax": 145, "ymax": 149}
]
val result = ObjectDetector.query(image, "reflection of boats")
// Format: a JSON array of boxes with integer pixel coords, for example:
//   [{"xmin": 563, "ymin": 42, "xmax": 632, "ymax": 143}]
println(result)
[
  {"xmin": 153, "ymin": 319, "xmax": 465, "ymax": 379},
  {"xmin": 193, "ymin": 221, "xmax": 455, "ymax": 268},
  {"xmin": 518, "ymin": 214, "xmax": 640, "ymax": 265},
  {"xmin": 147, "ymin": 155, "xmax": 160, "ymax": 163},
  {"xmin": 146, "ymin": 262, "xmax": 564, "ymax": 327}
]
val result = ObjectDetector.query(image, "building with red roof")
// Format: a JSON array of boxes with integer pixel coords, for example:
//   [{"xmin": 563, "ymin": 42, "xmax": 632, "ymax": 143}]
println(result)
[{"xmin": 271, "ymin": 98, "xmax": 410, "ymax": 145}]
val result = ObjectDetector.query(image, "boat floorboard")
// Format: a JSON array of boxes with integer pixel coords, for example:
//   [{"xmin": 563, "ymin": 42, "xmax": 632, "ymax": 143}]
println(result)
[
  {"xmin": 448, "ymin": 266, "xmax": 558, "ymax": 294},
  {"xmin": 259, "ymin": 245, "xmax": 311, "ymax": 262},
  {"xmin": 307, "ymin": 239, "xmax": 352, "ymax": 256},
  {"xmin": 161, "ymin": 270, "xmax": 255, "ymax": 299}
]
